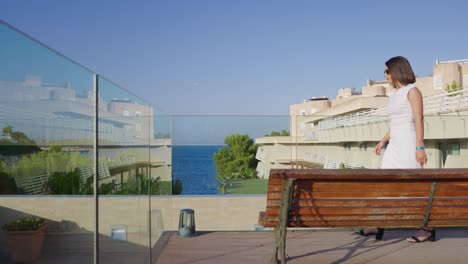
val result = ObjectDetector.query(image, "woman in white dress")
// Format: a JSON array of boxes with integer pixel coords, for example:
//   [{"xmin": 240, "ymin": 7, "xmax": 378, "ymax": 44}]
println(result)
[{"xmin": 357, "ymin": 56, "xmax": 433, "ymax": 243}]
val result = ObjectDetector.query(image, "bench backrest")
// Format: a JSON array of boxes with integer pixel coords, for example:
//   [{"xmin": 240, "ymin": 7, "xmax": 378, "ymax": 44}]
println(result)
[{"xmin": 264, "ymin": 168, "xmax": 468, "ymax": 229}]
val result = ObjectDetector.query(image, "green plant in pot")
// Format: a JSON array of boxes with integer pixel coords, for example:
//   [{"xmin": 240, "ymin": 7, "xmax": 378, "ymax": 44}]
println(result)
[{"xmin": 2, "ymin": 217, "xmax": 48, "ymax": 263}]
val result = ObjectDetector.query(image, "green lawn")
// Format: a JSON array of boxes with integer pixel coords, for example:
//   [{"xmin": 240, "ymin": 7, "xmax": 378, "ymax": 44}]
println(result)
[
  {"xmin": 156, "ymin": 179, "xmax": 268, "ymax": 195},
  {"xmin": 224, "ymin": 179, "xmax": 268, "ymax": 194},
  {"xmin": 156, "ymin": 181, "xmax": 172, "ymax": 195}
]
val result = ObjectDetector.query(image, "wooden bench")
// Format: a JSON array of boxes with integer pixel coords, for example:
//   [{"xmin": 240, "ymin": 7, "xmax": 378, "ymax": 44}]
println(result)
[{"xmin": 263, "ymin": 168, "xmax": 468, "ymax": 264}]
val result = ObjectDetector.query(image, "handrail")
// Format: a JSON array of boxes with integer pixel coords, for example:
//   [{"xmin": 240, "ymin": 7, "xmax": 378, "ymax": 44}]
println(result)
[
  {"xmin": 314, "ymin": 88, "xmax": 468, "ymax": 131},
  {"xmin": 437, "ymin": 59, "xmax": 468, "ymax": 64}
]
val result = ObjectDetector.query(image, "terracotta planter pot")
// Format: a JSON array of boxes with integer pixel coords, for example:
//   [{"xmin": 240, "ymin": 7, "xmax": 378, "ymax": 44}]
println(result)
[{"xmin": 5, "ymin": 224, "xmax": 48, "ymax": 263}]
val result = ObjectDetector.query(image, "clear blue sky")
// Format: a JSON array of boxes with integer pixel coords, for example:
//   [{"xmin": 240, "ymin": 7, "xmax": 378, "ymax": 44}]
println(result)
[{"xmin": 1, "ymin": 0, "xmax": 467, "ymax": 115}]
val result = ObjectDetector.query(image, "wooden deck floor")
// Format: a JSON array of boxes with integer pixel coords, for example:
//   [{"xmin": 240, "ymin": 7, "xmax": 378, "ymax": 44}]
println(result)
[
  {"xmin": 2, "ymin": 229, "xmax": 468, "ymax": 263},
  {"xmin": 156, "ymin": 229, "xmax": 468, "ymax": 264}
]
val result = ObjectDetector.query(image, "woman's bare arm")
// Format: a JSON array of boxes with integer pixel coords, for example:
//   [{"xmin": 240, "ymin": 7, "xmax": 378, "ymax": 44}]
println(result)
[{"xmin": 408, "ymin": 87, "xmax": 427, "ymax": 165}]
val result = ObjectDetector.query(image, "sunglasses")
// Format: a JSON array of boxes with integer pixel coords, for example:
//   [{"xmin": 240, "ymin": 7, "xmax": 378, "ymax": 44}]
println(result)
[{"xmin": 384, "ymin": 69, "xmax": 390, "ymax": 75}]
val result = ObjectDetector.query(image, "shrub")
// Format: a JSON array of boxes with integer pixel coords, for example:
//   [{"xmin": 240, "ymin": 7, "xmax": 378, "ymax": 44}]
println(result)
[
  {"xmin": 2, "ymin": 217, "xmax": 46, "ymax": 231},
  {"xmin": 46, "ymin": 169, "xmax": 81, "ymax": 195},
  {"xmin": 10, "ymin": 148, "xmax": 91, "ymax": 178},
  {"xmin": 0, "ymin": 171, "xmax": 17, "ymax": 194},
  {"xmin": 98, "ymin": 182, "xmax": 114, "ymax": 194},
  {"xmin": 172, "ymin": 178, "xmax": 183, "ymax": 195}
]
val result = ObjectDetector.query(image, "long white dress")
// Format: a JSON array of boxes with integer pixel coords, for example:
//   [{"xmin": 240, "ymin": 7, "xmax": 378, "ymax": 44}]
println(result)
[{"xmin": 381, "ymin": 83, "xmax": 422, "ymax": 169}]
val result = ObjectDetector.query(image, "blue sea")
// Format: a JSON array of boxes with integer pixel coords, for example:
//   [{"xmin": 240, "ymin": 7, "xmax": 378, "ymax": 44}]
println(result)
[{"xmin": 172, "ymin": 145, "xmax": 223, "ymax": 195}]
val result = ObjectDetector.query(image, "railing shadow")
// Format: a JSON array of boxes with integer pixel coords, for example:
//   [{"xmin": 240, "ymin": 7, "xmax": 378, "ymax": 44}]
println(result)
[{"xmin": 286, "ymin": 231, "xmax": 408, "ymax": 263}]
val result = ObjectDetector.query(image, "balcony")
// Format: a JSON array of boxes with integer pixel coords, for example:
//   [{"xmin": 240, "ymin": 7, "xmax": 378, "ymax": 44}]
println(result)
[{"xmin": 2, "ymin": 20, "xmax": 468, "ymax": 264}]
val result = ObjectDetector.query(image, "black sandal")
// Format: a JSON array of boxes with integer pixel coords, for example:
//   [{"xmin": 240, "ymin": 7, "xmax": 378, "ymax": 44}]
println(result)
[
  {"xmin": 355, "ymin": 229, "xmax": 368, "ymax": 236},
  {"xmin": 355, "ymin": 228, "xmax": 384, "ymax": 240},
  {"xmin": 407, "ymin": 228, "xmax": 436, "ymax": 243}
]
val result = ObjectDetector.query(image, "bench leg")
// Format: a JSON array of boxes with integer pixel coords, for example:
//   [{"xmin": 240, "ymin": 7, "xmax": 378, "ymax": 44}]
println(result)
[
  {"xmin": 271, "ymin": 178, "xmax": 293, "ymax": 264},
  {"xmin": 271, "ymin": 224, "xmax": 287, "ymax": 264},
  {"xmin": 271, "ymin": 226, "xmax": 280, "ymax": 264}
]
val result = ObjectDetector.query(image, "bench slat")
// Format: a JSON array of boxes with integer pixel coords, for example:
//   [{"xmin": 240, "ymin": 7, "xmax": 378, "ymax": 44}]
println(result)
[
  {"xmin": 266, "ymin": 212, "xmax": 468, "ymax": 222},
  {"xmin": 269, "ymin": 207, "xmax": 427, "ymax": 215},
  {"xmin": 267, "ymin": 191, "xmax": 435, "ymax": 199},
  {"xmin": 267, "ymin": 214, "xmax": 425, "ymax": 221},
  {"xmin": 284, "ymin": 220, "xmax": 456, "ymax": 228},
  {"xmin": 268, "ymin": 183, "xmax": 468, "ymax": 194},
  {"xmin": 267, "ymin": 199, "xmax": 430, "ymax": 207},
  {"xmin": 268, "ymin": 198, "xmax": 468, "ymax": 207},
  {"xmin": 294, "ymin": 182, "xmax": 433, "ymax": 192}
]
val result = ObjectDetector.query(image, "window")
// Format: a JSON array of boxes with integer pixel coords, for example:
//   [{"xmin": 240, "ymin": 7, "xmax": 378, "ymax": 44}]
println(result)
[
  {"xmin": 448, "ymin": 143, "xmax": 460, "ymax": 156},
  {"xmin": 439, "ymin": 142, "xmax": 461, "ymax": 166},
  {"xmin": 359, "ymin": 143, "xmax": 367, "ymax": 152},
  {"xmin": 123, "ymin": 110, "xmax": 129, "ymax": 117},
  {"xmin": 135, "ymin": 111, "xmax": 141, "ymax": 119},
  {"xmin": 433, "ymin": 75, "xmax": 442, "ymax": 89},
  {"xmin": 344, "ymin": 143, "xmax": 351, "ymax": 151}
]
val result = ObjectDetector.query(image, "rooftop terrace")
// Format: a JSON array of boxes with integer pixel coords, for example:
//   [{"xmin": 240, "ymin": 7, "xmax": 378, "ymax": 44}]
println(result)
[{"xmin": 2, "ymin": 19, "xmax": 468, "ymax": 264}]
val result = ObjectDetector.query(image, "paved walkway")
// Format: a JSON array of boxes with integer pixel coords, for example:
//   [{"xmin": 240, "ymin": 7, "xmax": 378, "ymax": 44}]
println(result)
[{"xmin": 156, "ymin": 229, "xmax": 468, "ymax": 264}]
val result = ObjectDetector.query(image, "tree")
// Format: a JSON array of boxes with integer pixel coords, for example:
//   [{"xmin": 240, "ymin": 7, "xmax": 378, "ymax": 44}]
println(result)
[
  {"xmin": 213, "ymin": 134, "xmax": 258, "ymax": 189},
  {"xmin": 446, "ymin": 81, "xmax": 462, "ymax": 93},
  {"xmin": 0, "ymin": 125, "xmax": 35, "ymax": 145},
  {"xmin": 48, "ymin": 145, "xmax": 62, "ymax": 152},
  {"xmin": 0, "ymin": 126, "xmax": 40, "ymax": 155},
  {"xmin": 172, "ymin": 179, "xmax": 183, "ymax": 195},
  {"xmin": 269, "ymin": 131, "xmax": 281, "ymax": 136},
  {"xmin": 2, "ymin": 125, "xmax": 13, "ymax": 136},
  {"xmin": 0, "ymin": 160, "xmax": 8, "ymax": 173},
  {"xmin": 264, "ymin": 130, "xmax": 290, "ymax": 137},
  {"xmin": 10, "ymin": 131, "xmax": 36, "ymax": 145}
]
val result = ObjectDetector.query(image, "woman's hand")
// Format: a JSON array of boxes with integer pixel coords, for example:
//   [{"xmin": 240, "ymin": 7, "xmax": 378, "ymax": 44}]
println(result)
[
  {"xmin": 374, "ymin": 141, "xmax": 386, "ymax": 156},
  {"xmin": 416, "ymin": 149, "xmax": 428, "ymax": 165}
]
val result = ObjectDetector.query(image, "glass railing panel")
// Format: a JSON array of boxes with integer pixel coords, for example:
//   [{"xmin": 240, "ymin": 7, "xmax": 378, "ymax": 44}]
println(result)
[
  {"xmin": 151, "ymin": 113, "xmax": 172, "ymax": 195},
  {"xmin": 97, "ymin": 77, "xmax": 151, "ymax": 264},
  {"xmin": 0, "ymin": 22, "xmax": 95, "ymax": 263},
  {"xmin": 146, "ymin": 115, "xmax": 290, "ymax": 241},
  {"xmin": 149, "ymin": 112, "xmax": 172, "ymax": 263},
  {"xmin": 171, "ymin": 115, "xmax": 290, "ymax": 195}
]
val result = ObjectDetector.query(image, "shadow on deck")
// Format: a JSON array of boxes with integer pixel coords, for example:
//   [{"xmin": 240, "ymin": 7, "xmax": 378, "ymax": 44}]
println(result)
[{"xmin": 156, "ymin": 229, "xmax": 468, "ymax": 264}]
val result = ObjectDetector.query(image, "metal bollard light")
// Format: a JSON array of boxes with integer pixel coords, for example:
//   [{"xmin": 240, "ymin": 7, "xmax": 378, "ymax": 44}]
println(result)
[{"xmin": 177, "ymin": 209, "xmax": 196, "ymax": 237}]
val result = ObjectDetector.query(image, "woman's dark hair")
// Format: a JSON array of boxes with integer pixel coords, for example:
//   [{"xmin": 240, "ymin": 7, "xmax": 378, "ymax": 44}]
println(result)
[{"xmin": 385, "ymin": 56, "xmax": 416, "ymax": 87}]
